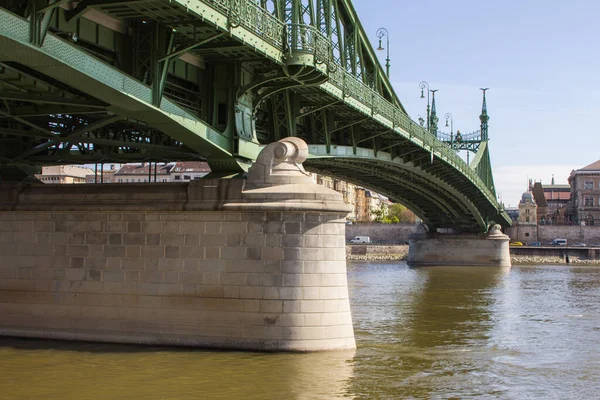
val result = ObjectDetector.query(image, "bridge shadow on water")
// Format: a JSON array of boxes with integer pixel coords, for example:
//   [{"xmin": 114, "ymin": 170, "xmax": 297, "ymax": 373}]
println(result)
[{"xmin": 0, "ymin": 335, "xmax": 357, "ymax": 399}]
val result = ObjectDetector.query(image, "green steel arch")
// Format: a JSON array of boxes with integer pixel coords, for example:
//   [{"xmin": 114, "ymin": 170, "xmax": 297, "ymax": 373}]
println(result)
[{"xmin": 0, "ymin": 0, "xmax": 510, "ymax": 231}]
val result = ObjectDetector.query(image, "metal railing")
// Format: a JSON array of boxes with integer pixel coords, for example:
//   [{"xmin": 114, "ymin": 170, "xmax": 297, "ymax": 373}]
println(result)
[
  {"xmin": 205, "ymin": 0, "xmax": 285, "ymax": 47},
  {"xmin": 196, "ymin": 0, "xmax": 498, "ymax": 206}
]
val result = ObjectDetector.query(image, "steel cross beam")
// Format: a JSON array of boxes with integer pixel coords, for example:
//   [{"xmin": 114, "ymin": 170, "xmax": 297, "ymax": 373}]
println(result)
[
  {"xmin": 0, "ymin": 93, "xmax": 106, "ymax": 108},
  {"xmin": 13, "ymin": 115, "xmax": 123, "ymax": 160}
]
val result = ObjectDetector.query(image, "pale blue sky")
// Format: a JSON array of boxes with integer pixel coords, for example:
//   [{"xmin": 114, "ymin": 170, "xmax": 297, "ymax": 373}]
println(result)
[{"xmin": 354, "ymin": 0, "xmax": 600, "ymax": 206}]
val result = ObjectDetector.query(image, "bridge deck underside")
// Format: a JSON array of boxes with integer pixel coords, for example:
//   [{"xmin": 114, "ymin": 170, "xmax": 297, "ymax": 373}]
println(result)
[{"xmin": 305, "ymin": 152, "xmax": 503, "ymax": 232}]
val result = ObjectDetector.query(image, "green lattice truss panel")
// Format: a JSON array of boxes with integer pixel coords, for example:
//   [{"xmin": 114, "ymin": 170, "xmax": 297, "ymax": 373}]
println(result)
[{"xmin": 0, "ymin": 0, "xmax": 509, "ymax": 231}]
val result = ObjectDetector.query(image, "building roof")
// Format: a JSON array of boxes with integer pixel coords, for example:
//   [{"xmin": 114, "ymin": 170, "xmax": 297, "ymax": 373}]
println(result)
[
  {"xmin": 543, "ymin": 184, "xmax": 570, "ymax": 190},
  {"xmin": 520, "ymin": 191, "xmax": 535, "ymax": 205},
  {"xmin": 531, "ymin": 183, "xmax": 547, "ymax": 207},
  {"xmin": 170, "ymin": 161, "xmax": 210, "ymax": 173},
  {"xmin": 545, "ymin": 191, "xmax": 571, "ymax": 201},
  {"xmin": 537, "ymin": 183, "xmax": 570, "ymax": 202},
  {"xmin": 115, "ymin": 164, "xmax": 172, "ymax": 175},
  {"xmin": 40, "ymin": 165, "xmax": 94, "ymax": 178},
  {"xmin": 579, "ymin": 159, "xmax": 600, "ymax": 171}
]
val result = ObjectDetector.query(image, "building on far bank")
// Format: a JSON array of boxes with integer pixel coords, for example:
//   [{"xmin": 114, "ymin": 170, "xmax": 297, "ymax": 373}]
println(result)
[
  {"xmin": 355, "ymin": 188, "xmax": 388, "ymax": 222},
  {"xmin": 85, "ymin": 164, "xmax": 119, "ymax": 184},
  {"xmin": 169, "ymin": 161, "xmax": 210, "ymax": 181},
  {"xmin": 115, "ymin": 163, "xmax": 172, "ymax": 183},
  {"xmin": 35, "ymin": 165, "xmax": 94, "ymax": 184},
  {"xmin": 567, "ymin": 159, "xmax": 600, "ymax": 226},
  {"xmin": 530, "ymin": 178, "xmax": 570, "ymax": 225},
  {"xmin": 518, "ymin": 190, "xmax": 537, "ymax": 225}
]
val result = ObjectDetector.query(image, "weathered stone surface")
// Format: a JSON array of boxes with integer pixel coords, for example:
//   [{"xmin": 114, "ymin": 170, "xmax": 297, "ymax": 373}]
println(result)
[
  {"xmin": 0, "ymin": 138, "xmax": 355, "ymax": 351},
  {"xmin": 407, "ymin": 228, "xmax": 511, "ymax": 267}
]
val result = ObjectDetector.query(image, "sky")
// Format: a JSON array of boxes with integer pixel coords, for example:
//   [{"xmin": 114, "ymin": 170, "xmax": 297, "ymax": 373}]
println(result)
[{"xmin": 352, "ymin": 0, "xmax": 600, "ymax": 207}]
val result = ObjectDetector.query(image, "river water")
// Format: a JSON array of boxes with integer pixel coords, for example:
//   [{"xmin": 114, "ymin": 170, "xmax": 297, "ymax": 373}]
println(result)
[{"xmin": 2, "ymin": 261, "xmax": 600, "ymax": 399}]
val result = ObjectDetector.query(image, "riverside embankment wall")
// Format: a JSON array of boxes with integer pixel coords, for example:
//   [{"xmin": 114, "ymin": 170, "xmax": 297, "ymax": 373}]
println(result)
[
  {"xmin": 506, "ymin": 225, "xmax": 600, "ymax": 245},
  {"xmin": 345, "ymin": 223, "xmax": 422, "ymax": 244}
]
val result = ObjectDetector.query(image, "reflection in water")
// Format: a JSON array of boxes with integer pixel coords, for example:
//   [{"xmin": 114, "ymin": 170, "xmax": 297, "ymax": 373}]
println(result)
[
  {"xmin": 405, "ymin": 266, "xmax": 510, "ymax": 348},
  {"xmin": 0, "ymin": 339, "xmax": 355, "ymax": 400},
  {"xmin": 2, "ymin": 262, "xmax": 600, "ymax": 399},
  {"xmin": 347, "ymin": 262, "xmax": 510, "ymax": 399}
]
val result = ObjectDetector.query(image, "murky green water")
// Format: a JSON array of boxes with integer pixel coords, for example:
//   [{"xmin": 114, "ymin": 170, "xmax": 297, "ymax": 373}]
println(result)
[{"xmin": 2, "ymin": 262, "xmax": 600, "ymax": 399}]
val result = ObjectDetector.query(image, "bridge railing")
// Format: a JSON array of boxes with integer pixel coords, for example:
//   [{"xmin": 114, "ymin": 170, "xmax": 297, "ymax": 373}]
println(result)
[
  {"xmin": 285, "ymin": 23, "xmax": 331, "ymax": 66},
  {"xmin": 325, "ymin": 65, "xmax": 496, "ymax": 203},
  {"xmin": 206, "ymin": 0, "xmax": 285, "ymax": 48},
  {"xmin": 437, "ymin": 130, "xmax": 482, "ymax": 143},
  {"xmin": 195, "ymin": 0, "xmax": 498, "ymax": 207}
]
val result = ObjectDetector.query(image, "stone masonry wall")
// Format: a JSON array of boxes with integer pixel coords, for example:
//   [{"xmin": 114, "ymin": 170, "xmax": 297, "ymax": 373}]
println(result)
[{"xmin": 0, "ymin": 209, "xmax": 353, "ymax": 351}]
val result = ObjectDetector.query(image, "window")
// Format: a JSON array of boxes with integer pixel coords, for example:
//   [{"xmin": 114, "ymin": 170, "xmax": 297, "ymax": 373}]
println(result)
[
  {"xmin": 525, "ymin": 232, "xmax": 530, "ymax": 237},
  {"xmin": 526, "ymin": 209, "xmax": 530, "ymax": 214},
  {"xmin": 585, "ymin": 214, "xmax": 595, "ymax": 226},
  {"xmin": 584, "ymin": 196, "xmax": 594, "ymax": 206},
  {"xmin": 184, "ymin": 175, "xmax": 191, "ymax": 180},
  {"xmin": 174, "ymin": 175, "xmax": 181, "ymax": 180},
  {"xmin": 526, "ymin": 217, "xmax": 530, "ymax": 222},
  {"xmin": 585, "ymin": 180, "xmax": 594, "ymax": 190},
  {"xmin": 162, "ymin": 179, "xmax": 167, "ymax": 182}
]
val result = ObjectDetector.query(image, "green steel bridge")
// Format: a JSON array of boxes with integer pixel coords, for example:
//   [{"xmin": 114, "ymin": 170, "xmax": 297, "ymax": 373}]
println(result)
[{"xmin": 0, "ymin": 0, "xmax": 510, "ymax": 232}]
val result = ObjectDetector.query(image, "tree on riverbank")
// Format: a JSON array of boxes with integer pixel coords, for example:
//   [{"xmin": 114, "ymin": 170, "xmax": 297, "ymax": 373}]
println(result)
[{"xmin": 373, "ymin": 203, "xmax": 416, "ymax": 224}]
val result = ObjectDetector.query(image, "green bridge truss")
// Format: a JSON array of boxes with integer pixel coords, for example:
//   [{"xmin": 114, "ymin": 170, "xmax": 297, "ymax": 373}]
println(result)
[{"xmin": 0, "ymin": 0, "xmax": 510, "ymax": 232}]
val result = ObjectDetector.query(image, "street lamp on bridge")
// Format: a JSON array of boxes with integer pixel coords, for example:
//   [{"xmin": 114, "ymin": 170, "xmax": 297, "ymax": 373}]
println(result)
[
  {"xmin": 444, "ymin": 112, "xmax": 453, "ymax": 147},
  {"xmin": 419, "ymin": 81, "xmax": 438, "ymax": 134},
  {"xmin": 376, "ymin": 28, "xmax": 390, "ymax": 77}
]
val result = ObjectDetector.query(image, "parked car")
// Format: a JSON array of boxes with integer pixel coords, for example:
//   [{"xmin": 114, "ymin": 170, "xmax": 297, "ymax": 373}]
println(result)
[
  {"xmin": 509, "ymin": 241, "xmax": 523, "ymax": 246},
  {"xmin": 528, "ymin": 242, "xmax": 541, "ymax": 246},
  {"xmin": 551, "ymin": 238, "xmax": 568, "ymax": 246},
  {"xmin": 572, "ymin": 243, "xmax": 586, "ymax": 247},
  {"xmin": 349, "ymin": 236, "xmax": 371, "ymax": 244}
]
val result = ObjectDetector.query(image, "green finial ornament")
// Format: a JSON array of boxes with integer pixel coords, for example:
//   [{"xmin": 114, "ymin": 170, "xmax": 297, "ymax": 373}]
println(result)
[
  {"xmin": 479, "ymin": 88, "xmax": 489, "ymax": 141},
  {"xmin": 430, "ymin": 89, "xmax": 439, "ymax": 137}
]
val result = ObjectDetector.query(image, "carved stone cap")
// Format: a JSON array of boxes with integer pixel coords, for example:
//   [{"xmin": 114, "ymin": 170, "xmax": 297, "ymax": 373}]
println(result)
[
  {"xmin": 245, "ymin": 137, "xmax": 312, "ymax": 188},
  {"xmin": 487, "ymin": 224, "xmax": 509, "ymax": 239},
  {"xmin": 231, "ymin": 137, "xmax": 351, "ymax": 213}
]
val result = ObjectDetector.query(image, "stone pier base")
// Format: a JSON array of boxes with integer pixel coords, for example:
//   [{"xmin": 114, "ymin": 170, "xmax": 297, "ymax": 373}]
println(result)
[
  {"xmin": 407, "ymin": 226, "xmax": 511, "ymax": 267},
  {"xmin": 0, "ymin": 138, "xmax": 355, "ymax": 351}
]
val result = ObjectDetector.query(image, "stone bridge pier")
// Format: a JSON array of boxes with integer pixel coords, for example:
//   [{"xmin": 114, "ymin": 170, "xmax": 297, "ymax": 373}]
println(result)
[
  {"xmin": 407, "ymin": 225, "xmax": 511, "ymax": 267},
  {"xmin": 0, "ymin": 138, "xmax": 355, "ymax": 352}
]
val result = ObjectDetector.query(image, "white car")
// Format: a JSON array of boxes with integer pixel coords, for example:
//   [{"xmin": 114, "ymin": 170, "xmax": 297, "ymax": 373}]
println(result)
[{"xmin": 349, "ymin": 236, "xmax": 371, "ymax": 244}]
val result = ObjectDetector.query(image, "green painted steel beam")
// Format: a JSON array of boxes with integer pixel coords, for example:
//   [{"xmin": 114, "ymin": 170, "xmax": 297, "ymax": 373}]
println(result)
[
  {"xmin": 0, "ymin": 8, "xmax": 237, "ymax": 170},
  {"xmin": 0, "ymin": 93, "xmax": 106, "ymax": 108}
]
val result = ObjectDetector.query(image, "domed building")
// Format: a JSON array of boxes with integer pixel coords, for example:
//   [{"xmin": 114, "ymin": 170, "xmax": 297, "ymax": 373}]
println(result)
[{"xmin": 518, "ymin": 190, "xmax": 537, "ymax": 225}]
